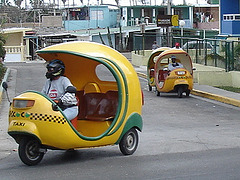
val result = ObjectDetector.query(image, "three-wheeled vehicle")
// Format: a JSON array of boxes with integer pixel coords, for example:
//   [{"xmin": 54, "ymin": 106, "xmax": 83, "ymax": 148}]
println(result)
[
  {"xmin": 147, "ymin": 47, "xmax": 171, "ymax": 91},
  {"xmin": 5, "ymin": 41, "xmax": 143, "ymax": 165},
  {"xmin": 147, "ymin": 48, "xmax": 194, "ymax": 98}
]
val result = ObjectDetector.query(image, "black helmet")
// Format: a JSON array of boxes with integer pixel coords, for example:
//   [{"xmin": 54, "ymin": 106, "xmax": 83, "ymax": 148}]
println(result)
[{"xmin": 46, "ymin": 59, "xmax": 65, "ymax": 79}]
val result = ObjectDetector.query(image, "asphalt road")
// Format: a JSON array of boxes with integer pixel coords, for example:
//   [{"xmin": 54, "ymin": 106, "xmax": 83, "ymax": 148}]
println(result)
[{"xmin": 1, "ymin": 62, "xmax": 240, "ymax": 180}]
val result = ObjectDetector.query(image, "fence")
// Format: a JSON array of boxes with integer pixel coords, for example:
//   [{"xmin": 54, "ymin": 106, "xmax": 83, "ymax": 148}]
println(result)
[
  {"xmin": 133, "ymin": 32, "xmax": 240, "ymax": 72},
  {"xmin": 4, "ymin": 45, "xmax": 25, "ymax": 62}
]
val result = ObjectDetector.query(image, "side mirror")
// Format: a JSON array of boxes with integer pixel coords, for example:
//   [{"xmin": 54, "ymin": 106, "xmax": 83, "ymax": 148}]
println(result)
[
  {"xmin": 2, "ymin": 81, "xmax": 8, "ymax": 91},
  {"xmin": 192, "ymin": 67, "xmax": 196, "ymax": 71},
  {"xmin": 1, "ymin": 81, "xmax": 11, "ymax": 104}
]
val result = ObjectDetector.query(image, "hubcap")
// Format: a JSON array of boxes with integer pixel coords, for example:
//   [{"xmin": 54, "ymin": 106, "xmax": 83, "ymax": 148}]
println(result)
[{"xmin": 126, "ymin": 133, "xmax": 135, "ymax": 151}]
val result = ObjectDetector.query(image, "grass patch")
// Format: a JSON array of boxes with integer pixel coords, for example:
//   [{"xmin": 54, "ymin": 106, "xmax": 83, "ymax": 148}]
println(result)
[{"xmin": 214, "ymin": 86, "xmax": 240, "ymax": 93}]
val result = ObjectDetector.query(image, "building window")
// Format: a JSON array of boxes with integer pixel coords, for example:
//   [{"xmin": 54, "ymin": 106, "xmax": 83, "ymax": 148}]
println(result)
[
  {"xmin": 223, "ymin": 14, "xmax": 240, "ymax": 21},
  {"xmin": 68, "ymin": 8, "xmax": 89, "ymax": 20},
  {"xmin": 91, "ymin": 10, "xmax": 104, "ymax": 20}
]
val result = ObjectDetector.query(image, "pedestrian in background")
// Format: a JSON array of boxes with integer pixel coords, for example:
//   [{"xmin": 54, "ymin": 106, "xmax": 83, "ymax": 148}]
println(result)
[{"xmin": 152, "ymin": 41, "xmax": 160, "ymax": 50}]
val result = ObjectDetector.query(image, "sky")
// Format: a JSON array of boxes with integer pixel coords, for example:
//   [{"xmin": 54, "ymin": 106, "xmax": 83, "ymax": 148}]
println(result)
[
  {"xmin": 11, "ymin": 0, "xmax": 210, "ymax": 8},
  {"xmin": 64, "ymin": 0, "xmax": 209, "ymax": 6},
  {"xmin": 95, "ymin": 0, "xmax": 209, "ymax": 6}
]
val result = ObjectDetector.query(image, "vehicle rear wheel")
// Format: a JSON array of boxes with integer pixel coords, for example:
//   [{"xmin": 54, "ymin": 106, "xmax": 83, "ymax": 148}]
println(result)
[
  {"xmin": 18, "ymin": 138, "xmax": 44, "ymax": 166},
  {"xmin": 148, "ymin": 84, "xmax": 152, "ymax": 91},
  {"xmin": 177, "ymin": 87, "xmax": 183, "ymax": 98},
  {"xmin": 186, "ymin": 90, "xmax": 190, "ymax": 97},
  {"xmin": 156, "ymin": 90, "xmax": 160, "ymax": 96},
  {"xmin": 119, "ymin": 128, "xmax": 139, "ymax": 155}
]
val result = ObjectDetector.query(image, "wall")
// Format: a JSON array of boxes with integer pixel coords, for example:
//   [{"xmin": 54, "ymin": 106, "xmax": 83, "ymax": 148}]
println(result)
[
  {"xmin": 193, "ymin": 63, "xmax": 230, "ymax": 85},
  {"xmin": 4, "ymin": 32, "xmax": 23, "ymax": 46},
  {"xmin": 181, "ymin": 7, "xmax": 190, "ymax": 19},
  {"xmin": 42, "ymin": 16, "xmax": 62, "ymax": 27},
  {"xmin": 4, "ymin": 32, "xmax": 24, "ymax": 62},
  {"xmin": 196, "ymin": 71, "xmax": 232, "ymax": 86},
  {"xmin": 195, "ymin": 67, "xmax": 240, "ymax": 88},
  {"xmin": 4, "ymin": 45, "xmax": 24, "ymax": 62},
  {"xmin": 221, "ymin": 21, "xmax": 233, "ymax": 34},
  {"xmin": 64, "ymin": 20, "xmax": 89, "ymax": 31},
  {"xmin": 5, "ymin": 53, "xmax": 22, "ymax": 62},
  {"xmin": 2, "ymin": 23, "xmax": 42, "ymax": 28},
  {"xmin": 197, "ymin": 21, "xmax": 219, "ymax": 30},
  {"xmin": 131, "ymin": 50, "xmax": 152, "ymax": 66},
  {"xmin": 92, "ymin": 33, "xmax": 116, "ymax": 48},
  {"xmin": 221, "ymin": 0, "xmax": 239, "ymax": 14},
  {"xmin": 211, "ymin": 7, "xmax": 220, "ymax": 21},
  {"xmin": 220, "ymin": 0, "xmax": 240, "ymax": 34},
  {"xmin": 231, "ymin": 71, "xmax": 240, "ymax": 87},
  {"xmin": 109, "ymin": 10, "xmax": 118, "ymax": 28},
  {"xmin": 64, "ymin": 7, "xmax": 118, "ymax": 31}
]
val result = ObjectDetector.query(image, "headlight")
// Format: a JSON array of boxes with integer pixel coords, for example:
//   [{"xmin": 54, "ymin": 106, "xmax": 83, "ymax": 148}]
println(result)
[
  {"xmin": 176, "ymin": 71, "xmax": 186, "ymax": 75},
  {"xmin": 13, "ymin": 100, "xmax": 35, "ymax": 108}
]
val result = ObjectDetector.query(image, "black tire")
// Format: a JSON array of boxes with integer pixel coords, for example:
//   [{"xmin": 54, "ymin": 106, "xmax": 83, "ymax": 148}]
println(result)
[
  {"xmin": 156, "ymin": 90, "xmax": 160, "ymax": 96},
  {"xmin": 119, "ymin": 128, "xmax": 139, "ymax": 155},
  {"xmin": 18, "ymin": 138, "xmax": 44, "ymax": 166},
  {"xmin": 186, "ymin": 89, "xmax": 190, "ymax": 97},
  {"xmin": 148, "ymin": 84, "xmax": 152, "ymax": 91},
  {"xmin": 177, "ymin": 87, "xmax": 183, "ymax": 98}
]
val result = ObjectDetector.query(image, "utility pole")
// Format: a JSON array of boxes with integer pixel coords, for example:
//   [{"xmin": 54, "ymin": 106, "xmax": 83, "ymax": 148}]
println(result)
[
  {"xmin": 167, "ymin": 0, "xmax": 171, "ymax": 15},
  {"xmin": 167, "ymin": 0, "xmax": 171, "ymax": 47}
]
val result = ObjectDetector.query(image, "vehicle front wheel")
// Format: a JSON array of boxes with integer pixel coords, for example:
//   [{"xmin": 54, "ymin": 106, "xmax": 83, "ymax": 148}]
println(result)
[
  {"xmin": 18, "ymin": 138, "xmax": 44, "ymax": 166},
  {"xmin": 119, "ymin": 128, "xmax": 139, "ymax": 155},
  {"xmin": 177, "ymin": 87, "xmax": 183, "ymax": 98}
]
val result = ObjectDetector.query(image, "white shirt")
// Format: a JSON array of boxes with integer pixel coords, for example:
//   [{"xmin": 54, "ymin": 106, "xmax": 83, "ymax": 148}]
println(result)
[
  {"xmin": 42, "ymin": 76, "xmax": 72, "ymax": 100},
  {"xmin": 168, "ymin": 62, "xmax": 184, "ymax": 71}
]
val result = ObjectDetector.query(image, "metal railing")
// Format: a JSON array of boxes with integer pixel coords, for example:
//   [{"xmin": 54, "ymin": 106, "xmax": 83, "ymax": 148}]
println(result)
[
  {"xmin": 172, "ymin": 37, "xmax": 239, "ymax": 72},
  {"xmin": 4, "ymin": 45, "xmax": 25, "ymax": 62},
  {"xmin": 133, "ymin": 32, "xmax": 240, "ymax": 72}
]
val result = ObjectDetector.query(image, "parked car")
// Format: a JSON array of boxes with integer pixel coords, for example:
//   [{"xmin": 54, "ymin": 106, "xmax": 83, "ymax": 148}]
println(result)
[{"xmin": 182, "ymin": 41, "xmax": 213, "ymax": 50}]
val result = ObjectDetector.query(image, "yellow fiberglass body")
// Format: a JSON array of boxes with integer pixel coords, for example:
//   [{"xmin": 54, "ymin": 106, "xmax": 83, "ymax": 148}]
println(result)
[
  {"xmin": 7, "ymin": 41, "xmax": 143, "ymax": 166},
  {"xmin": 153, "ymin": 49, "xmax": 194, "ymax": 98},
  {"xmin": 147, "ymin": 47, "xmax": 171, "ymax": 91}
]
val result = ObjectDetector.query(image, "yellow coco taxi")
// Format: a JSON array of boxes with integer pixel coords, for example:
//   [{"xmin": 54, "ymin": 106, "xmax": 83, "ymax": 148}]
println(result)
[
  {"xmin": 148, "ymin": 48, "xmax": 194, "ymax": 98},
  {"xmin": 147, "ymin": 47, "xmax": 171, "ymax": 91},
  {"xmin": 5, "ymin": 41, "xmax": 143, "ymax": 166}
]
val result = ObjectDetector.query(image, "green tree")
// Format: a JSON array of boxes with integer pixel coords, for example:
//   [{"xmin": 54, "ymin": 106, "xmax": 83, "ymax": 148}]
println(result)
[
  {"xmin": 0, "ymin": 33, "xmax": 6, "ymax": 83},
  {"xmin": 0, "ymin": 33, "xmax": 6, "ymax": 60}
]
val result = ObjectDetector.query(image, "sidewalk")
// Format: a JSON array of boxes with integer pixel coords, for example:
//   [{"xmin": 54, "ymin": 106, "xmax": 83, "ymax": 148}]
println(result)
[{"xmin": 134, "ymin": 65, "xmax": 240, "ymax": 108}]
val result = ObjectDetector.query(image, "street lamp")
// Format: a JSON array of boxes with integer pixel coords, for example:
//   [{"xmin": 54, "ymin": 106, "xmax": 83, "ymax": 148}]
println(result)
[
  {"xmin": 179, "ymin": 20, "xmax": 185, "ymax": 37},
  {"xmin": 179, "ymin": 20, "xmax": 185, "ymax": 46}
]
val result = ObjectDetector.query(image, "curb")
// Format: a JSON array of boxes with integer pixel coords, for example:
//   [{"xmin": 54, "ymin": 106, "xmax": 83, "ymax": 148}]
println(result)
[
  {"xmin": 0, "ymin": 68, "xmax": 10, "ymax": 104},
  {"xmin": 191, "ymin": 89, "xmax": 240, "ymax": 107},
  {"xmin": 136, "ymin": 72, "xmax": 240, "ymax": 108}
]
